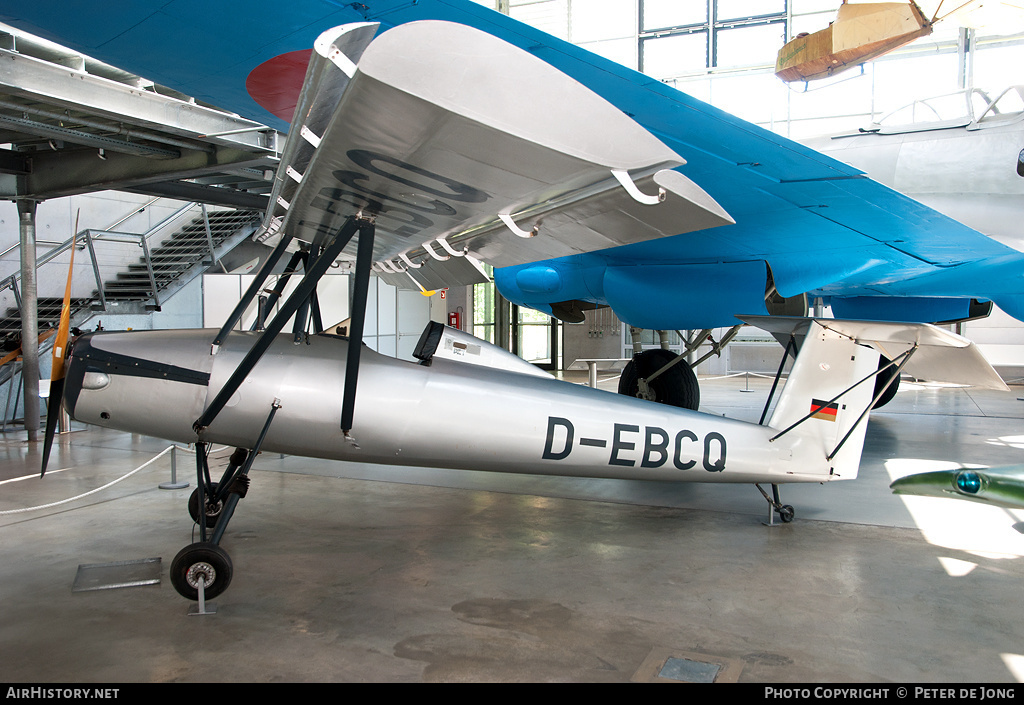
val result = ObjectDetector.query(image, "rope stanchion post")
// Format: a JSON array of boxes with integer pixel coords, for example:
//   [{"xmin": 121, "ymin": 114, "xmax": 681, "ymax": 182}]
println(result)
[{"xmin": 159, "ymin": 445, "xmax": 189, "ymax": 490}]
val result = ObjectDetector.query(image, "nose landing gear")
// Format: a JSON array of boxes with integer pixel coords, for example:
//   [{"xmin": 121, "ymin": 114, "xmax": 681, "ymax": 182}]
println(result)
[{"xmin": 170, "ymin": 400, "xmax": 280, "ymax": 602}]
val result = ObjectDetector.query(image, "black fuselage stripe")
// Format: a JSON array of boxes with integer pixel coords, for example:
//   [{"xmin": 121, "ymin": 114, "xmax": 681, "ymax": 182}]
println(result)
[{"xmin": 77, "ymin": 349, "xmax": 210, "ymax": 386}]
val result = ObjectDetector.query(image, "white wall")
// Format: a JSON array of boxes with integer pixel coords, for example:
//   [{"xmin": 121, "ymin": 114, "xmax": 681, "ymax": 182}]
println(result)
[{"xmin": 203, "ymin": 272, "xmax": 443, "ymax": 362}]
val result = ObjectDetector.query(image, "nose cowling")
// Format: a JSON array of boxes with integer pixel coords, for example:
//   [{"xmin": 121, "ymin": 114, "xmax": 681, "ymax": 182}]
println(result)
[{"xmin": 62, "ymin": 330, "xmax": 215, "ymax": 444}]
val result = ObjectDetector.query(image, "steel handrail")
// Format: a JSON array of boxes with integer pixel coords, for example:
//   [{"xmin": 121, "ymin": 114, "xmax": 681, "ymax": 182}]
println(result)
[{"xmin": 0, "ymin": 200, "xmax": 200, "ymax": 311}]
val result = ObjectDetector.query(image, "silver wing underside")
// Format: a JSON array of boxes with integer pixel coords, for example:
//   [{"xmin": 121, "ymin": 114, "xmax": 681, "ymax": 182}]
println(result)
[{"xmin": 258, "ymin": 20, "xmax": 733, "ymax": 291}]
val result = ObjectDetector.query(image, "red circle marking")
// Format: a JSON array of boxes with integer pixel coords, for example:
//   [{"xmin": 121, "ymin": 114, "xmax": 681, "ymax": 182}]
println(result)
[{"xmin": 246, "ymin": 49, "xmax": 313, "ymax": 123}]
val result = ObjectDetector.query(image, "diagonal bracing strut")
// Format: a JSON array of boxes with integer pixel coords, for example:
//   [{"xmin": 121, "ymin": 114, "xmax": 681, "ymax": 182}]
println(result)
[{"xmin": 194, "ymin": 216, "xmax": 375, "ymax": 434}]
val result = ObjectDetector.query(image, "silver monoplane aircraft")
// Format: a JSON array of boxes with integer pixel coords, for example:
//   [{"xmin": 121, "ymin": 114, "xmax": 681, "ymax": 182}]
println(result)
[{"xmin": 33, "ymin": 21, "xmax": 1007, "ymax": 602}]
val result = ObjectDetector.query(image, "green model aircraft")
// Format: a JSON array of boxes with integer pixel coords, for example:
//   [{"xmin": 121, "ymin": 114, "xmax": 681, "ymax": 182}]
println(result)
[{"xmin": 891, "ymin": 466, "xmax": 1024, "ymax": 509}]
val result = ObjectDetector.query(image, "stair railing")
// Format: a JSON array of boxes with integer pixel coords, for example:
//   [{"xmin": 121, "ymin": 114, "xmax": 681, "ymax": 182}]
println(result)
[
  {"xmin": 81, "ymin": 229, "xmax": 161, "ymax": 309},
  {"xmin": 0, "ymin": 198, "xmax": 198, "ymax": 315},
  {"xmin": 202, "ymin": 204, "xmax": 229, "ymax": 274}
]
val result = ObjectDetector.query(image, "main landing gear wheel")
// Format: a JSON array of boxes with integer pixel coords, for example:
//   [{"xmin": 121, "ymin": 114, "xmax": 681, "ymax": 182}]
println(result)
[
  {"xmin": 188, "ymin": 483, "xmax": 223, "ymax": 528},
  {"xmin": 618, "ymin": 349, "xmax": 700, "ymax": 410},
  {"xmin": 170, "ymin": 542, "xmax": 233, "ymax": 601},
  {"xmin": 778, "ymin": 505, "xmax": 795, "ymax": 523},
  {"xmin": 872, "ymin": 355, "xmax": 901, "ymax": 409}
]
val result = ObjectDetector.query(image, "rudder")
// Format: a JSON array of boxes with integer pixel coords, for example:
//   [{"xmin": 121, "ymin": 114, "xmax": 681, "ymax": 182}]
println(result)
[{"xmin": 767, "ymin": 329, "xmax": 879, "ymax": 481}]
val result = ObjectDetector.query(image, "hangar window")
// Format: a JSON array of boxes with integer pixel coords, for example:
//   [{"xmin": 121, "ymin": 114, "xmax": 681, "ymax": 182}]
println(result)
[
  {"xmin": 639, "ymin": 1, "xmax": 788, "ymax": 77},
  {"xmin": 642, "ymin": 1, "xmax": 706, "ymax": 29},
  {"xmin": 472, "ymin": 264, "xmax": 560, "ymax": 369},
  {"xmin": 492, "ymin": 1, "xmax": 1024, "ymax": 142},
  {"xmin": 473, "ymin": 268, "xmax": 498, "ymax": 345},
  {"xmin": 499, "ymin": 1, "xmax": 790, "ymax": 76}
]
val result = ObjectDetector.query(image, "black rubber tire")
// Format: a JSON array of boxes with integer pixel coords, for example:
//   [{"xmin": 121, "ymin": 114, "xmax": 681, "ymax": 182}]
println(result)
[
  {"xmin": 873, "ymin": 356, "xmax": 901, "ymax": 409},
  {"xmin": 188, "ymin": 483, "xmax": 222, "ymax": 528},
  {"xmin": 778, "ymin": 505, "xmax": 795, "ymax": 523},
  {"xmin": 170, "ymin": 542, "xmax": 233, "ymax": 601},
  {"xmin": 618, "ymin": 349, "xmax": 700, "ymax": 411}
]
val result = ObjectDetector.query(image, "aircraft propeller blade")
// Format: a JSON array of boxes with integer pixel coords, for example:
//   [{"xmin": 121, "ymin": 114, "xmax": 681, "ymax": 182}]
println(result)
[{"xmin": 41, "ymin": 217, "xmax": 77, "ymax": 477}]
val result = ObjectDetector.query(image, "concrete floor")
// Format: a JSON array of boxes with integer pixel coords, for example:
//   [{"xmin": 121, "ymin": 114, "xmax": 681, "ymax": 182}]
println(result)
[{"xmin": 2, "ymin": 372, "xmax": 1024, "ymax": 683}]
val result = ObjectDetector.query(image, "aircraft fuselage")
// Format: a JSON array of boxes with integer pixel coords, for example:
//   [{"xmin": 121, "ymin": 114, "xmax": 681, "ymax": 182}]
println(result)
[{"xmin": 63, "ymin": 329, "xmax": 833, "ymax": 485}]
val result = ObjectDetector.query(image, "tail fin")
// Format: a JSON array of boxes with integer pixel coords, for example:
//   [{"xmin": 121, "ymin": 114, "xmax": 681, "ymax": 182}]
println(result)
[
  {"xmin": 741, "ymin": 316, "xmax": 1008, "ymax": 482},
  {"xmin": 766, "ymin": 325, "xmax": 878, "ymax": 480}
]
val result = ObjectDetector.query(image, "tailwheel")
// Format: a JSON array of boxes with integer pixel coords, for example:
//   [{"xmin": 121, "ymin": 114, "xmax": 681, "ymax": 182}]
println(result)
[
  {"xmin": 756, "ymin": 483, "xmax": 795, "ymax": 526},
  {"xmin": 188, "ymin": 483, "xmax": 222, "ymax": 528},
  {"xmin": 170, "ymin": 542, "xmax": 233, "ymax": 601}
]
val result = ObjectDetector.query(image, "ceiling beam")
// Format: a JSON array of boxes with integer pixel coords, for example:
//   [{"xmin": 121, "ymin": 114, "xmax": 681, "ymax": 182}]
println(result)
[
  {"xmin": 0, "ymin": 144, "xmax": 276, "ymax": 202},
  {"xmin": 124, "ymin": 180, "xmax": 270, "ymax": 210},
  {"xmin": 0, "ymin": 47, "xmax": 275, "ymax": 153}
]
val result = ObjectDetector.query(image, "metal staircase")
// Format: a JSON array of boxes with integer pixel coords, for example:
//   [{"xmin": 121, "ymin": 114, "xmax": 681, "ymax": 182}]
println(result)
[
  {"xmin": 102, "ymin": 209, "xmax": 260, "ymax": 306},
  {"xmin": 0, "ymin": 202, "xmax": 261, "ymax": 350}
]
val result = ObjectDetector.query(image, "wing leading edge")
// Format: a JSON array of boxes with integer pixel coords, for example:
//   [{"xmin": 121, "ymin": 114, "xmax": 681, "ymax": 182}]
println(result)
[{"xmin": 256, "ymin": 20, "xmax": 734, "ymax": 291}]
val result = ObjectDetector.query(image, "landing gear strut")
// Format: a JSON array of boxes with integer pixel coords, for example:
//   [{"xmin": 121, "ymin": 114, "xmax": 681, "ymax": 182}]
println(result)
[
  {"xmin": 170, "ymin": 400, "xmax": 281, "ymax": 601},
  {"xmin": 755, "ymin": 483, "xmax": 795, "ymax": 525},
  {"xmin": 170, "ymin": 216, "xmax": 378, "ymax": 603}
]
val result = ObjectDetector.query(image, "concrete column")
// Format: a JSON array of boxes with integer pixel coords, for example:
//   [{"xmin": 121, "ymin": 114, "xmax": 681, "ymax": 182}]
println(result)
[{"xmin": 18, "ymin": 199, "xmax": 39, "ymax": 442}]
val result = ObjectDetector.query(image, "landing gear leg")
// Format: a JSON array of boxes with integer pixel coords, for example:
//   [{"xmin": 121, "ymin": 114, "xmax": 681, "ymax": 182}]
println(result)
[
  {"xmin": 171, "ymin": 399, "xmax": 282, "ymax": 602},
  {"xmin": 755, "ymin": 483, "xmax": 795, "ymax": 526}
]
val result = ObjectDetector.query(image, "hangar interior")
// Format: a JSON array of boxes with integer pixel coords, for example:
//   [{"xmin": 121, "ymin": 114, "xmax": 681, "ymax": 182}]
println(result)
[{"xmin": 1, "ymin": 0, "xmax": 1024, "ymax": 683}]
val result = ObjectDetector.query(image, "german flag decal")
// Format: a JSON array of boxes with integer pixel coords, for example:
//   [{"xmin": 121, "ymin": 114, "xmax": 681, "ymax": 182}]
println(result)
[{"xmin": 810, "ymin": 399, "xmax": 839, "ymax": 422}]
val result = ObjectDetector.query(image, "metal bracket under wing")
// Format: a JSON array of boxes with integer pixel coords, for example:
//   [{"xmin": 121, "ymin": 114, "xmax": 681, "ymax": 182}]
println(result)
[{"xmin": 259, "ymin": 20, "xmax": 734, "ymax": 285}]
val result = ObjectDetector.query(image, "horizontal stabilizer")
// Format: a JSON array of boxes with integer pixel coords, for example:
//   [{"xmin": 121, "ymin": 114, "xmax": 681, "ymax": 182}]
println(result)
[
  {"xmin": 741, "ymin": 315, "xmax": 1008, "ymax": 391},
  {"xmin": 258, "ymin": 20, "xmax": 733, "ymax": 289}
]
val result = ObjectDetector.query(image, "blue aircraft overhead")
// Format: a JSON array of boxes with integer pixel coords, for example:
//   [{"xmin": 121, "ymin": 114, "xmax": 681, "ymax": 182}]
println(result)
[{"xmin": 1, "ymin": 0, "xmax": 1022, "ymax": 332}]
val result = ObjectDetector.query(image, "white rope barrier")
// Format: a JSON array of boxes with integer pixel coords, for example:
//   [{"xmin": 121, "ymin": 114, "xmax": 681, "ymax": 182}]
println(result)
[
  {"xmin": 0, "ymin": 445, "xmax": 177, "ymax": 515},
  {"xmin": 0, "ymin": 440, "xmax": 243, "ymax": 517}
]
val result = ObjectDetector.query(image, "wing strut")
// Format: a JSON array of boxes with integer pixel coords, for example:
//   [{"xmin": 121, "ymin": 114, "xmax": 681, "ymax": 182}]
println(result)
[
  {"xmin": 194, "ymin": 216, "xmax": 373, "ymax": 434},
  {"xmin": 252, "ymin": 247, "xmax": 307, "ymax": 331},
  {"xmin": 341, "ymin": 220, "xmax": 376, "ymax": 437}
]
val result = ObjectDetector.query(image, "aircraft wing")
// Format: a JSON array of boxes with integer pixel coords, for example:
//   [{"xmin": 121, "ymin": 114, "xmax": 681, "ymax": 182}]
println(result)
[
  {"xmin": 260, "ymin": 20, "xmax": 733, "ymax": 291},
  {"xmin": 2, "ymin": 0, "xmax": 1022, "ymax": 326}
]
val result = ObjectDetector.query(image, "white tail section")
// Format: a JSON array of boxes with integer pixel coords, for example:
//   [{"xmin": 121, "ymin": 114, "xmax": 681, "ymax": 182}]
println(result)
[
  {"xmin": 741, "ymin": 315, "xmax": 1009, "ymax": 483},
  {"xmin": 767, "ymin": 328, "xmax": 879, "ymax": 481}
]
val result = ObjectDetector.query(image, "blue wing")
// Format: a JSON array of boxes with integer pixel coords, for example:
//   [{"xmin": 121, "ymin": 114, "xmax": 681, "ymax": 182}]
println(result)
[{"xmin": 2, "ymin": 0, "xmax": 1020, "ymax": 328}]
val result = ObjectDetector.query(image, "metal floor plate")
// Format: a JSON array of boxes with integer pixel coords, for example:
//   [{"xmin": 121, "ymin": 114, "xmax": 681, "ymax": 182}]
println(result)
[
  {"xmin": 72, "ymin": 558, "xmax": 161, "ymax": 592},
  {"xmin": 633, "ymin": 648, "xmax": 743, "ymax": 683},
  {"xmin": 660, "ymin": 657, "xmax": 721, "ymax": 683}
]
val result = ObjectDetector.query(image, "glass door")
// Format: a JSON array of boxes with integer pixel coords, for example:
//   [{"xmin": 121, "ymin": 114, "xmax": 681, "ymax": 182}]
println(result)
[{"xmin": 515, "ymin": 305, "xmax": 559, "ymax": 371}]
